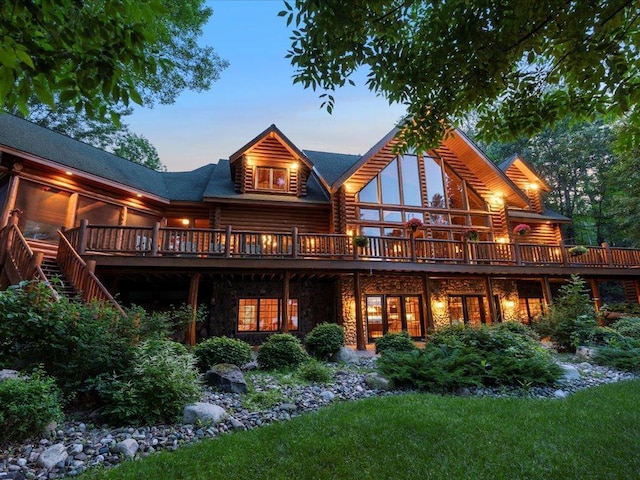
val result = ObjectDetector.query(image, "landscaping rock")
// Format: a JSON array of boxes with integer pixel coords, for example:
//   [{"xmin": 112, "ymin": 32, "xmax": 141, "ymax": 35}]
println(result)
[
  {"xmin": 182, "ymin": 402, "xmax": 229, "ymax": 425},
  {"xmin": 576, "ymin": 346, "xmax": 598, "ymax": 360},
  {"xmin": 364, "ymin": 372, "xmax": 392, "ymax": 390},
  {"xmin": 115, "ymin": 439, "xmax": 139, "ymax": 459},
  {"xmin": 205, "ymin": 364, "xmax": 248, "ymax": 394},
  {"xmin": 37, "ymin": 444, "xmax": 68, "ymax": 469},
  {"xmin": 554, "ymin": 390, "xmax": 569, "ymax": 399},
  {"xmin": 0, "ymin": 369, "xmax": 20, "ymax": 383},
  {"xmin": 330, "ymin": 347, "xmax": 359, "ymax": 364},
  {"xmin": 559, "ymin": 363, "xmax": 581, "ymax": 382}
]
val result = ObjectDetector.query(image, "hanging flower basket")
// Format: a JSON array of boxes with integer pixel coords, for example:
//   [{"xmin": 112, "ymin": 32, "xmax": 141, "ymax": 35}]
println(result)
[
  {"xmin": 352, "ymin": 235, "xmax": 369, "ymax": 248},
  {"xmin": 513, "ymin": 223, "xmax": 531, "ymax": 236},
  {"xmin": 405, "ymin": 218, "xmax": 423, "ymax": 232},
  {"xmin": 568, "ymin": 245, "xmax": 588, "ymax": 257},
  {"xmin": 464, "ymin": 228, "xmax": 479, "ymax": 242}
]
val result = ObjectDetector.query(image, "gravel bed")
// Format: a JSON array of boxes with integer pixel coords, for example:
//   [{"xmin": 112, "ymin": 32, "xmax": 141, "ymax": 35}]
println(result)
[{"xmin": 0, "ymin": 358, "xmax": 636, "ymax": 480}]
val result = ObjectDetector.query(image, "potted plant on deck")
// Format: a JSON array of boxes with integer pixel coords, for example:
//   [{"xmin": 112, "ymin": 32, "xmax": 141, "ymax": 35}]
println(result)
[
  {"xmin": 568, "ymin": 245, "xmax": 588, "ymax": 257},
  {"xmin": 513, "ymin": 223, "xmax": 531, "ymax": 236},
  {"xmin": 352, "ymin": 235, "xmax": 369, "ymax": 249},
  {"xmin": 405, "ymin": 217, "xmax": 423, "ymax": 233}
]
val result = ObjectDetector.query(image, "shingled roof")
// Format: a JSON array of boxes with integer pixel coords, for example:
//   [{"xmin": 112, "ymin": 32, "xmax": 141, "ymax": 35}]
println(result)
[{"xmin": 303, "ymin": 150, "xmax": 361, "ymax": 187}]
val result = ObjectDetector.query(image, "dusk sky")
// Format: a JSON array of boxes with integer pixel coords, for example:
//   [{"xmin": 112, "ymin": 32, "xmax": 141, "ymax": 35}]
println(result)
[{"xmin": 126, "ymin": 0, "xmax": 407, "ymax": 172}]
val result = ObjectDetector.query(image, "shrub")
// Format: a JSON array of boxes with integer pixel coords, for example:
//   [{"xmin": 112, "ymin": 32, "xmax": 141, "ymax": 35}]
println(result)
[
  {"xmin": 95, "ymin": 339, "xmax": 203, "ymax": 425},
  {"xmin": 610, "ymin": 317, "xmax": 640, "ymax": 341},
  {"xmin": 304, "ymin": 323, "xmax": 344, "ymax": 360},
  {"xmin": 257, "ymin": 333, "xmax": 309, "ymax": 370},
  {"xmin": 0, "ymin": 370, "xmax": 63, "ymax": 444},
  {"xmin": 594, "ymin": 346, "xmax": 640, "ymax": 371},
  {"xmin": 534, "ymin": 275, "xmax": 598, "ymax": 351},
  {"xmin": 297, "ymin": 359, "xmax": 333, "ymax": 383},
  {"xmin": 194, "ymin": 336, "xmax": 253, "ymax": 371},
  {"xmin": 378, "ymin": 325, "xmax": 561, "ymax": 392},
  {"xmin": 375, "ymin": 331, "xmax": 418, "ymax": 355}
]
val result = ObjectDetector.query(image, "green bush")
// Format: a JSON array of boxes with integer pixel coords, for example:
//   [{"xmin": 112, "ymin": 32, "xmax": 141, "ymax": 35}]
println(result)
[
  {"xmin": 594, "ymin": 346, "xmax": 640, "ymax": 371},
  {"xmin": 0, "ymin": 370, "xmax": 63, "ymax": 444},
  {"xmin": 297, "ymin": 359, "xmax": 333, "ymax": 383},
  {"xmin": 257, "ymin": 333, "xmax": 309, "ymax": 370},
  {"xmin": 377, "ymin": 325, "xmax": 562, "ymax": 392},
  {"xmin": 533, "ymin": 275, "xmax": 598, "ymax": 351},
  {"xmin": 375, "ymin": 331, "xmax": 418, "ymax": 355},
  {"xmin": 304, "ymin": 323, "xmax": 344, "ymax": 360},
  {"xmin": 95, "ymin": 339, "xmax": 203, "ymax": 425},
  {"xmin": 610, "ymin": 317, "xmax": 640, "ymax": 341},
  {"xmin": 194, "ymin": 336, "xmax": 253, "ymax": 371}
]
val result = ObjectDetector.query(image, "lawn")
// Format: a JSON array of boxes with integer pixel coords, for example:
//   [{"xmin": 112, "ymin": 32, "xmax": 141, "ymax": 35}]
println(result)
[{"xmin": 80, "ymin": 379, "xmax": 640, "ymax": 480}]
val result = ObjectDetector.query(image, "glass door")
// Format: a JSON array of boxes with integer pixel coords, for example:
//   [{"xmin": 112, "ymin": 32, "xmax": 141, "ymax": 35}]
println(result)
[{"xmin": 386, "ymin": 297, "xmax": 402, "ymax": 334}]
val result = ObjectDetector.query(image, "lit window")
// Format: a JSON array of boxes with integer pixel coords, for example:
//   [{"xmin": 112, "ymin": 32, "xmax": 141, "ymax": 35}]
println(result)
[
  {"xmin": 237, "ymin": 298, "xmax": 298, "ymax": 332},
  {"xmin": 256, "ymin": 167, "xmax": 288, "ymax": 191}
]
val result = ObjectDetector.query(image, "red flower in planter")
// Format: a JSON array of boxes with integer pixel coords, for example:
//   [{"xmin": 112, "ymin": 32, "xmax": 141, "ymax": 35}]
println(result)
[
  {"xmin": 513, "ymin": 224, "xmax": 531, "ymax": 236},
  {"xmin": 405, "ymin": 218, "xmax": 424, "ymax": 231}
]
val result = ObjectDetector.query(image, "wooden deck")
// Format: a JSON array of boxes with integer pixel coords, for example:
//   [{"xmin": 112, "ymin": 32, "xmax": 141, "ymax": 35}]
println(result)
[{"xmin": 68, "ymin": 223, "xmax": 640, "ymax": 278}]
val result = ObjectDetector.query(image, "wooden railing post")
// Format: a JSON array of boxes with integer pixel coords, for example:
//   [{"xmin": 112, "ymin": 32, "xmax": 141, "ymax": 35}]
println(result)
[
  {"xmin": 292, "ymin": 227, "xmax": 299, "ymax": 259},
  {"xmin": 78, "ymin": 219, "xmax": 88, "ymax": 255},
  {"xmin": 410, "ymin": 233, "xmax": 417, "ymax": 262},
  {"xmin": 560, "ymin": 240, "xmax": 569, "ymax": 265},
  {"xmin": 224, "ymin": 225, "xmax": 232, "ymax": 258},
  {"xmin": 602, "ymin": 242, "xmax": 613, "ymax": 267},
  {"xmin": 462, "ymin": 238, "xmax": 469, "ymax": 264},
  {"xmin": 84, "ymin": 260, "xmax": 97, "ymax": 302},
  {"xmin": 32, "ymin": 251, "xmax": 44, "ymax": 279},
  {"xmin": 151, "ymin": 222, "xmax": 160, "ymax": 256},
  {"xmin": 514, "ymin": 242, "xmax": 522, "ymax": 265}
]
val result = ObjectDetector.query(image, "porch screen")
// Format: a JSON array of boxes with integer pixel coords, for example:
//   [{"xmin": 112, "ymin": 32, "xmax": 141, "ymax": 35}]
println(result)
[{"xmin": 15, "ymin": 180, "xmax": 71, "ymax": 241}]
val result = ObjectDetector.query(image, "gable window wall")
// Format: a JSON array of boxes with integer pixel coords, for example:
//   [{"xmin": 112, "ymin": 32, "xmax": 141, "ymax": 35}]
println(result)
[{"xmin": 355, "ymin": 154, "xmax": 491, "ymax": 240}]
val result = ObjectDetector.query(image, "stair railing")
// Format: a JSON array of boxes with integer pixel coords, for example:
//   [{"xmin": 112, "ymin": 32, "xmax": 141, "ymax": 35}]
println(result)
[
  {"xmin": 56, "ymin": 230, "xmax": 126, "ymax": 316},
  {"xmin": 0, "ymin": 213, "xmax": 60, "ymax": 300}
]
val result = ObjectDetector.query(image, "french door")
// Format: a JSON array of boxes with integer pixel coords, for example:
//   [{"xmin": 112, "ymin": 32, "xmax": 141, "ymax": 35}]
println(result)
[
  {"xmin": 447, "ymin": 295, "xmax": 490, "ymax": 326},
  {"xmin": 366, "ymin": 295, "xmax": 423, "ymax": 341}
]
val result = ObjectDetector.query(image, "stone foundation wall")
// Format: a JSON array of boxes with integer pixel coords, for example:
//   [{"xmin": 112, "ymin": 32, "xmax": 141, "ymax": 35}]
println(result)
[{"xmin": 207, "ymin": 279, "xmax": 336, "ymax": 344}]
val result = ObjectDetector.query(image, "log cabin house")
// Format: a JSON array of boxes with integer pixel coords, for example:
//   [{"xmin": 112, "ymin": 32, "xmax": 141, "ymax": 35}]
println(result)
[{"xmin": 1, "ymin": 113, "xmax": 640, "ymax": 349}]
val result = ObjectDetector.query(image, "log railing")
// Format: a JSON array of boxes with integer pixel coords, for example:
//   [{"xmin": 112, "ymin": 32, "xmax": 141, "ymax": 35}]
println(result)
[
  {"xmin": 57, "ymin": 231, "xmax": 126, "ymax": 316},
  {"xmin": 61, "ymin": 222, "xmax": 640, "ymax": 269},
  {"xmin": 0, "ymin": 216, "xmax": 59, "ymax": 300}
]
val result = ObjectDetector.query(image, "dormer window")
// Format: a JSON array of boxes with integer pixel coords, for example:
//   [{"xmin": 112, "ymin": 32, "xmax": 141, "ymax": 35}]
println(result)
[{"xmin": 256, "ymin": 166, "xmax": 288, "ymax": 192}]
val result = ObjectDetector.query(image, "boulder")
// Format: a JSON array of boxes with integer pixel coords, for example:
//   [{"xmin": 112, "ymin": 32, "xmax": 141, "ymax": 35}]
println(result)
[
  {"xmin": 576, "ymin": 346, "xmax": 598, "ymax": 360},
  {"xmin": 205, "ymin": 364, "xmax": 248, "ymax": 393},
  {"xmin": 115, "ymin": 439, "xmax": 139, "ymax": 459},
  {"xmin": 183, "ymin": 402, "xmax": 228, "ymax": 425},
  {"xmin": 37, "ymin": 444, "xmax": 68, "ymax": 469},
  {"xmin": 364, "ymin": 373, "xmax": 392, "ymax": 391},
  {"xmin": 0, "ymin": 369, "xmax": 20, "ymax": 383},
  {"xmin": 558, "ymin": 363, "xmax": 581, "ymax": 382},
  {"xmin": 330, "ymin": 347, "xmax": 359, "ymax": 364}
]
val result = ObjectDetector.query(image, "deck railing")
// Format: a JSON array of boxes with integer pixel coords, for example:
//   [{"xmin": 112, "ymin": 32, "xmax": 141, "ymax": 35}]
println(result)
[
  {"xmin": 62, "ymin": 221, "xmax": 640, "ymax": 269},
  {"xmin": 0, "ymin": 216, "xmax": 59, "ymax": 300},
  {"xmin": 57, "ymin": 231, "xmax": 126, "ymax": 315}
]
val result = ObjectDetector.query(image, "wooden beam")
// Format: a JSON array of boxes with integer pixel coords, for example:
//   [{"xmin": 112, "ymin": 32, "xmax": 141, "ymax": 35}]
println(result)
[
  {"xmin": 281, "ymin": 270, "xmax": 290, "ymax": 333},
  {"xmin": 187, "ymin": 273, "xmax": 201, "ymax": 346},
  {"xmin": 634, "ymin": 280, "xmax": 640, "ymax": 306},
  {"xmin": 589, "ymin": 278, "xmax": 602, "ymax": 312},
  {"xmin": 484, "ymin": 276, "xmax": 498, "ymax": 324},
  {"xmin": 354, "ymin": 272, "xmax": 366, "ymax": 350},
  {"xmin": 0, "ymin": 175, "xmax": 19, "ymax": 228},
  {"xmin": 421, "ymin": 274, "xmax": 434, "ymax": 335},
  {"xmin": 541, "ymin": 277, "xmax": 553, "ymax": 313}
]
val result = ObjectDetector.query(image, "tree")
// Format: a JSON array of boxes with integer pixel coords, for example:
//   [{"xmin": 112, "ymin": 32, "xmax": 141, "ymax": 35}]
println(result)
[
  {"xmin": 481, "ymin": 118, "xmax": 617, "ymax": 244},
  {"xmin": 113, "ymin": 133, "xmax": 165, "ymax": 171},
  {"xmin": 1, "ymin": 0, "xmax": 228, "ymax": 122},
  {"xmin": 281, "ymin": 1, "xmax": 640, "ymax": 150}
]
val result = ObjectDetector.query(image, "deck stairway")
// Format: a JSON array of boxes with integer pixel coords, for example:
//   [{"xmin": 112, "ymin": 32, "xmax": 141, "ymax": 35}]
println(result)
[{"xmin": 39, "ymin": 257, "xmax": 77, "ymax": 299}]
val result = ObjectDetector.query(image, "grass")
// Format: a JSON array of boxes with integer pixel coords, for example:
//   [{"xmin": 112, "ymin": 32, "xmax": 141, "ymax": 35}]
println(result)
[{"xmin": 80, "ymin": 379, "xmax": 640, "ymax": 480}]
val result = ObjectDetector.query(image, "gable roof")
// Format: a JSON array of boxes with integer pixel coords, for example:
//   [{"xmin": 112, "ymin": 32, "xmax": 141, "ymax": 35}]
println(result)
[
  {"xmin": 499, "ymin": 153, "xmax": 551, "ymax": 192},
  {"xmin": 303, "ymin": 150, "xmax": 361, "ymax": 187},
  {"xmin": 163, "ymin": 164, "xmax": 218, "ymax": 201},
  {"xmin": 0, "ymin": 113, "xmax": 169, "ymax": 200}
]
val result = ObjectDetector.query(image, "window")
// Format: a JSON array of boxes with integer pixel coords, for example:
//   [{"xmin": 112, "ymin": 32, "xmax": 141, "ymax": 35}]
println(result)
[
  {"xmin": 237, "ymin": 298, "xmax": 298, "ymax": 332},
  {"xmin": 256, "ymin": 167, "xmax": 287, "ymax": 191},
  {"xmin": 365, "ymin": 295, "xmax": 423, "ymax": 340}
]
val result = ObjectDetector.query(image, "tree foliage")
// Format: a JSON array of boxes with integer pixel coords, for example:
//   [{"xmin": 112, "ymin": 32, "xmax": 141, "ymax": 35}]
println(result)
[
  {"xmin": 0, "ymin": 0, "xmax": 228, "ymax": 122},
  {"xmin": 281, "ymin": 1, "xmax": 640, "ymax": 150}
]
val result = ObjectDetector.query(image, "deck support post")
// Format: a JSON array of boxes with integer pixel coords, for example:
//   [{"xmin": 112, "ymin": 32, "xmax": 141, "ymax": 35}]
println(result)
[
  {"xmin": 589, "ymin": 278, "xmax": 602, "ymax": 313},
  {"xmin": 541, "ymin": 277, "xmax": 553, "ymax": 313},
  {"xmin": 224, "ymin": 225, "xmax": 232, "ymax": 258},
  {"xmin": 0, "ymin": 174, "xmax": 19, "ymax": 228},
  {"xmin": 291, "ymin": 228, "xmax": 299, "ymax": 259},
  {"xmin": 354, "ymin": 272, "xmax": 366, "ymax": 350},
  {"xmin": 281, "ymin": 271, "xmax": 290, "ymax": 332},
  {"xmin": 187, "ymin": 273, "xmax": 201, "ymax": 346},
  {"xmin": 78, "ymin": 219, "xmax": 88, "ymax": 255},
  {"xmin": 421, "ymin": 274, "xmax": 434, "ymax": 336},
  {"xmin": 484, "ymin": 276, "xmax": 498, "ymax": 324},
  {"xmin": 151, "ymin": 222, "xmax": 160, "ymax": 256}
]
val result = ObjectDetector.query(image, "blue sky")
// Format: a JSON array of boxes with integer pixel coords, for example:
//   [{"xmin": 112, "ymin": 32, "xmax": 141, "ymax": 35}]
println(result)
[{"xmin": 126, "ymin": 0, "xmax": 407, "ymax": 172}]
